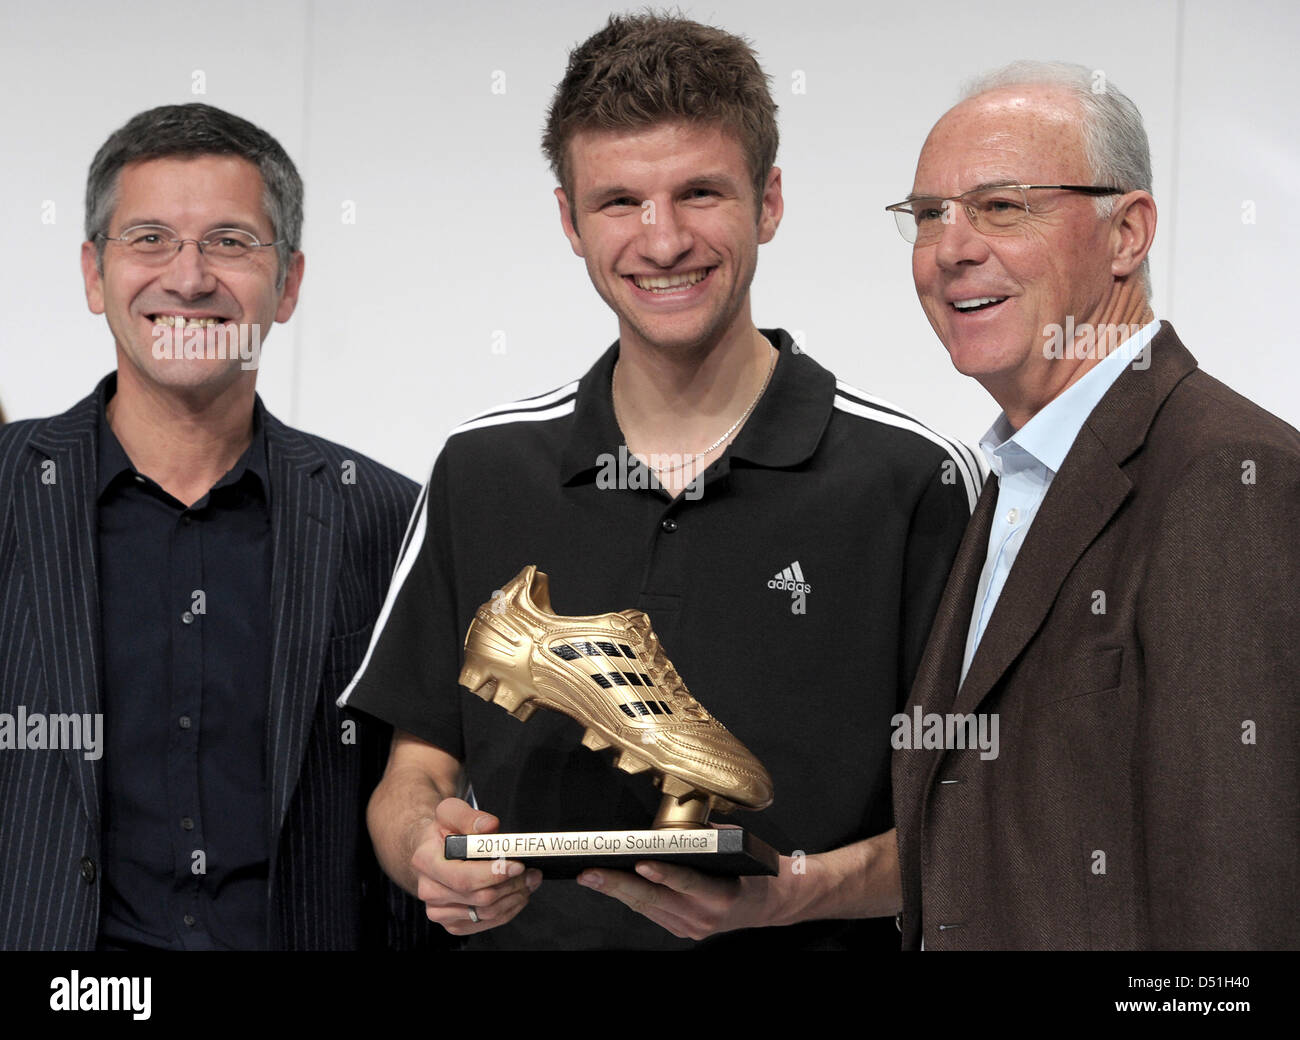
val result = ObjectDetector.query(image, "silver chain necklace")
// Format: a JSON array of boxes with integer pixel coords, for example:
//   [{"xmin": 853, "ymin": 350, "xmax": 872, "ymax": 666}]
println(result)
[{"xmin": 611, "ymin": 345, "xmax": 776, "ymax": 475}]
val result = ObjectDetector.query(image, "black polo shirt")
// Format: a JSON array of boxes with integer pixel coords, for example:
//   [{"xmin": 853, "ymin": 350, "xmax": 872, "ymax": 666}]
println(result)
[
  {"xmin": 96, "ymin": 376, "xmax": 272, "ymax": 950},
  {"xmin": 342, "ymin": 329, "xmax": 981, "ymax": 950}
]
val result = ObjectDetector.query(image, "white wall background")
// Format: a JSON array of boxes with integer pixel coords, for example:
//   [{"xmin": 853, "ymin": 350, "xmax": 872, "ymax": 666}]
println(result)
[{"xmin": 2, "ymin": 0, "xmax": 1296, "ymax": 481}]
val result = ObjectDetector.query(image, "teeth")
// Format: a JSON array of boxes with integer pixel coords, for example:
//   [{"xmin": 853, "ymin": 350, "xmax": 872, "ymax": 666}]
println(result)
[
  {"xmin": 952, "ymin": 297, "xmax": 1007, "ymax": 311},
  {"xmin": 152, "ymin": 315, "xmax": 223, "ymax": 327},
  {"xmin": 632, "ymin": 269, "xmax": 709, "ymax": 292}
]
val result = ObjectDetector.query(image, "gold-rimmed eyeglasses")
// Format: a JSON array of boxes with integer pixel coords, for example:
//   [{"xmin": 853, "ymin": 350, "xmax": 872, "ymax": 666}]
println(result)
[{"xmin": 885, "ymin": 184, "xmax": 1123, "ymax": 245}]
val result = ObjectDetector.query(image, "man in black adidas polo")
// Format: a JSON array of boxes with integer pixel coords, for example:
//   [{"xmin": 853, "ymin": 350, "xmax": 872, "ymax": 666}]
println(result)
[{"xmin": 341, "ymin": 13, "xmax": 980, "ymax": 950}]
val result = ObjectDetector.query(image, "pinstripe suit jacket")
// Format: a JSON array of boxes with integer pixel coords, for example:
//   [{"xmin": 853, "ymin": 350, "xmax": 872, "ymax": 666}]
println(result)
[{"xmin": 0, "ymin": 379, "xmax": 426, "ymax": 950}]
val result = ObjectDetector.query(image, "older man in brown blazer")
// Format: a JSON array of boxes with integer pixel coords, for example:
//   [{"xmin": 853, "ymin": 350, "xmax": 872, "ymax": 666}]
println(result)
[{"xmin": 885, "ymin": 62, "xmax": 1299, "ymax": 949}]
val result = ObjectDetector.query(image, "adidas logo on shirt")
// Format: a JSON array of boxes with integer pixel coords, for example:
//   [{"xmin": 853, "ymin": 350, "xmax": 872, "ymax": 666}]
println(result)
[{"xmin": 767, "ymin": 562, "xmax": 811, "ymax": 615}]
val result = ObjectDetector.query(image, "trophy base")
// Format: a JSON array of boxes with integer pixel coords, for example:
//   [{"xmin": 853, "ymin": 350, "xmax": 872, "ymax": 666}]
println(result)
[{"xmin": 445, "ymin": 826, "xmax": 779, "ymax": 879}]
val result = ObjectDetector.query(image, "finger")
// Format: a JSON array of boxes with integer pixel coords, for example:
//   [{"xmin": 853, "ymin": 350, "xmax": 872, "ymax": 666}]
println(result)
[
  {"xmin": 415, "ymin": 862, "xmax": 537, "ymax": 907},
  {"xmin": 415, "ymin": 863, "xmax": 542, "ymax": 908},
  {"xmin": 424, "ymin": 890, "xmax": 526, "ymax": 927},
  {"xmin": 411, "ymin": 847, "xmax": 525, "ymax": 890},
  {"xmin": 428, "ymin": 889, "xmax": 532, "ymax": 936},
  {"xmin": 410, "ymin": 822, "xmax": 528, "ymax": 891},
  {"xmin": 632, "ymin": 859, "xmax": 731, "ymax": 899},
  {"xmin": 435, "ymin": 797, "xmax": 498, "ymax": 837},
  {"xmin": 576, "ymin": 869, "xmax": 696, "ymax": 938},
  {"xmin": 467, "ymin": 887, "xmax": 531, "ymax": 924}
]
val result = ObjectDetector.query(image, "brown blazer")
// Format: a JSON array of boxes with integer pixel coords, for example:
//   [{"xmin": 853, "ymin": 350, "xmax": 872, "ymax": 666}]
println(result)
[{"xmin": 893, "ymin": 323, "xmax": 1300, "ymax": 950}]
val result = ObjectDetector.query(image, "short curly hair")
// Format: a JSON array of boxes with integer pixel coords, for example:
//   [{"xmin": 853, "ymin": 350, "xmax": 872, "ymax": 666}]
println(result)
[{"xmin": 542, "ymin": 12, "xmax": 779, "ymax": 210}]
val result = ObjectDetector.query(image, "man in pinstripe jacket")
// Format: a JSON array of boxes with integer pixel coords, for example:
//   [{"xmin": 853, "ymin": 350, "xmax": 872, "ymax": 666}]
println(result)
[{"xmin": 0, "ymin": 104, "xmax": 427, "ymax": 950}]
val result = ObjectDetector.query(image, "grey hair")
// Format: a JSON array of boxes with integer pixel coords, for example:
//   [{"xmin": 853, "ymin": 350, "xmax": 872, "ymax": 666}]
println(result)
[
  {"xmin": 961, "ymin": 61, "xmax": 1152, "ymax": 297},
  {"xmin": 85, "ymin": 103, "xmax": 302, "ymax": 289}
]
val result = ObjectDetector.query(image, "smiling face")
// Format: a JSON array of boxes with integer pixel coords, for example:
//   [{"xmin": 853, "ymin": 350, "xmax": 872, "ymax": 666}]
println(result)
[
  {"xmin": 81, "ymin": 154, "xmax": 303, "ymax": 399},
  {"xmin": 556, "ymin": 121, "xmax": 781, "ymax": 360},
  {"xmin": 910, "ymin": 86, "xmax": 1118, "ymax": 404}
]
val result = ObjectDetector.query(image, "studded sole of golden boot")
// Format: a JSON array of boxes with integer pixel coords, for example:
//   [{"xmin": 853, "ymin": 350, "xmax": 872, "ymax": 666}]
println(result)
[{"xmin": 459, "ymin": 566, "xmax": 774, "ymax": 828}]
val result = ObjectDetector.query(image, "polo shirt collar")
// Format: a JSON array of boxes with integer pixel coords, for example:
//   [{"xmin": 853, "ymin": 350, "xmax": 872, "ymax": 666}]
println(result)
[
  {"xmin": 559, "ymin": 328, "xmax": 833, "ymax": 485},
  {"xmin": 558, "ymin": 344, "xmax": 623, "ymax": 485},
  {"xmin": 96, "ymin": 372, "xmax": 271, "ymax": 505}
]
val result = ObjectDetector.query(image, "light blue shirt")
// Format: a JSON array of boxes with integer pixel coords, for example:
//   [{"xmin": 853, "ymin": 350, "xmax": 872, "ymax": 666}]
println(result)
[{"xmin": 959, "ymin": 319, "xmax": 1160, "ymax": 685}]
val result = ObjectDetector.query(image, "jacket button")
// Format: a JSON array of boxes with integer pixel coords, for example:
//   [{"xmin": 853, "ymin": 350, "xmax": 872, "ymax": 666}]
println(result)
[
  {"xmin": 661, "ymin": 518, "xmax": 678, "ymax": 533},
  {"xmin": 80, "ymin": 857, "xmax": 97, "ymax": 884}
]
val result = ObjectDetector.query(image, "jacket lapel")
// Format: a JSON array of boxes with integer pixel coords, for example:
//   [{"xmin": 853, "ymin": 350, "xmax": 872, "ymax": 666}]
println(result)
[
  {"xmin": 952, "ymin": 432, "xmax": 1132, "ymax": 717},
  {"xmin": 899, "ymin": 478, "xmax": 996, "ymax": 836},
  {"xmin": 910, "ymin": 479, "xmax": 998, "ymax": 716},
  {"xmin": 951, "ymin": 322, "xmax": 1197, "ymax": 719},
  {"xmin": 263, "ymin": 413, "xmax": 343, "ymax": 855},
  {"xmin": 20, "ymin": 391, "xmax": 104, "ymax": 828}
]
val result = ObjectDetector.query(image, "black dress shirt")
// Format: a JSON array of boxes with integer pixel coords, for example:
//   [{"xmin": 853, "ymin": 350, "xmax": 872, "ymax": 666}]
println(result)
[{"xmin": 95, "ymin": 377, "xmax": 272, "ymax": 950}]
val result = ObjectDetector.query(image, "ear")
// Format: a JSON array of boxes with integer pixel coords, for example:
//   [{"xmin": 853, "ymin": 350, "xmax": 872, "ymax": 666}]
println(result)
[
  {"xmin": 1108, "ymin": 190, "xmax": 1157, "ymax": 281},
  {"xmin": 757, "ymin": 166, "xmax": 784, "ymax": 245},
  {"xmin": 274, "ymin": 251, "xmax": 306, "ymax": 323},
  {"xmin": 556, "ymin": 187, "xmax": 584, "ymax": 258},
  {"xmin": 81, "ymin": 240, "xmax": 106, "ymax": 314}
]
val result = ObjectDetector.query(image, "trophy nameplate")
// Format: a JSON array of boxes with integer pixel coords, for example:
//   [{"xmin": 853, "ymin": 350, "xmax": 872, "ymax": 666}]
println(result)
[{"xmin": 446, "ymin": 825, "xmax": 779, "ymax": 878}]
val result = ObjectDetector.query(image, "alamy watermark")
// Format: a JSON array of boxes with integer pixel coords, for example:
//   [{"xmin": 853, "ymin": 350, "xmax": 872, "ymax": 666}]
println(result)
[
  {"xmin": 151, "ymin": 320, "xmax": 261, "ymax": 370},
  {"xmin": 50, "ymin": 972, "xmax": 150, "ymax": 1020},
  {"xmin": 1042, "ymin": 318, "xmax": 1150, "ymax": 369},
  {"xmin": 891, "ymin": 706, "xmax": 999, "ymax": 761},
  {"xmin": 595, "ymin": 445, "xmax": 704, "ymax": 501},
  {"xmin": 0, "ymin": 706, "xmax": 103, "ymax": 760}
]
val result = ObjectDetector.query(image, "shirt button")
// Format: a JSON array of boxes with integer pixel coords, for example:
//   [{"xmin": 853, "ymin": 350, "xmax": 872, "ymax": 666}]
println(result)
[
  {"xmin": 1006, "ymin": 507, "xmax": 1020, "ymax": 524},
  {"xmin": 133, "ymin": 474, "xmax": 146, "ymax": 485},
  {"xmin": 661, "ymin": 518, "xmax": 678, "ymax": 533},
  {"xmin": 181, "ymin": 816, "xmax": 194, "ymax": 831},
  {"xmin": 182, "ymin": 515, "xmax": 193, "ymax": 526},
  {"xmin": 179, "ymin": 715, "xmax": 192, "ymax": 729},
  {"xmin": 181, "ymin": 610, "xmax": 195, "ymax": 624},
  {"xmin": 183, "ymin": 914, "xmax": 196, "ymax": 928},
  {"xmin": 80, "ymin": 857, "xmax": 97, "ymax": 884}
]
